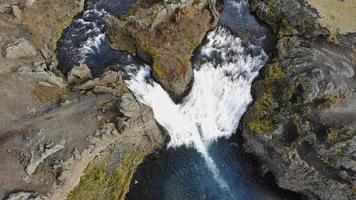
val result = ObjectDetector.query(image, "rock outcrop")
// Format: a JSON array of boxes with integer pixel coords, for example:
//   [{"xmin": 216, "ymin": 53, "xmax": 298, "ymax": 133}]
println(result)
[
  {"xmin": 0, "ymin": 1, "xmax": 165, "ymax": 199},
  {"xmin": 68, "ymin": 64, "xmax": 92, "ymax": 85},
  {"xmin": 4, "ymin": 38, "xmax": 36, "ymax": 59},
  {"xmin": 0, "ymin": 66, "xmax": 165, "ymax": 199},
  {"xmin": 241, "ymin": 0, "xmax": 356, "ymax": 199},
  {"xmin": 107, "ymin": 0, "xmax": 220, "ymax": 100},
  {"xmin": 19, "ymin": 65, "xmax": 67, "ymax": 88},
  {"xmin": 6, "ymin": 191, "xmax": 45, "ymax": 200},
  {"xmin": 21, "ymin": 0, "xmax": 85, "ymax": 52}
]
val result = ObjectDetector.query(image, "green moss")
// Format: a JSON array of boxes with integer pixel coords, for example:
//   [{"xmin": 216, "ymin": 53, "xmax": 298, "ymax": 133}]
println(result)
[
  {"xmin": 119, "ymin": 42, "xmax": 137, "ymax": 53},
  {"xmin": 248, "ymin": 59, "xmax": 287, "ymax": 135},
  {"xmin": 103, "ymin": 149, "xmax": 143, "ymax": 200},
  {"xmin": 326, "ymin": 128, "xmax": 355, "ymax": 146},
  {"xmin": 319, "ymin": 155, "xmax": 334, "ymax": 166},
  {"xmin": 51, "ymin": 16, "xmax": 76, "ymax": 51},
  {"xmin": 278, "ymin": 19, "xmax": 298, "ymax": 38},
  {"xmin": 152, "ymin": 60, "xmax": 166, "ymax": 78},
  {"xmin": 67, "ymin": 149, "xmax": 143, "ymax": 200},
  {"xmin": 323, "ymin": 92, "xmax": 345, "ymax": 108},
  {"xmin": 266, "ymin": 59, "xmax": 287, "ymax": 80},
  {"xmin": 140, "ymin": 41, "xmax": 170, "ymax": 79},
  {"xmin": 152, "ymin": 58, "xmax": 168, "ymax": 79},
  {"xmin": 249, "ymin": 99, "xmax": 276, "ymax": 135},
  {"xmin": 335, "ymin": 147, "xmax": 346, "ymax": 156},
  {"xmin": 326, "ymin": 130, "xmax": 338, "ymax": 144},
  {"xmin": 249, "ymin": 119, "xmax": 273, "ymax": 135},
  {"xmin": 248, "ymin": 58, "xmax": 292, "ymax": 135},
  {"xmin": 282, "ymin": 87, "xmax": 294, "ymax": 104},
  {"xmin": 252, "ymin": 95, "xmax": 272, "ymax": 121},
  {"xmin": 67, "ymin": 160, "xmax": 106, "ymax": 200},
  {"xmin": 111, "ymin": 1, "xmax": 212, "ymax": 84},
  {"xmin": 109, "ymin": 31, "xmax": 137, "ymax": 53}
]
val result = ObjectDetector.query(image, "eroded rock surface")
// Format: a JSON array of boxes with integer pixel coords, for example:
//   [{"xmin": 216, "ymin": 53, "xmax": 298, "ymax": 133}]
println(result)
[
  {"xmin": 4, "ymin": 38, "xmax": 36, "ymax": 59},
  {"xmin": 0, "ymin": 67, "xmax": 164, "ymax": 199},
  {"xmin": 107, "ymin": 0, "xmax": 220, "ymax": 100},
  {"xmin": 68, "ymin": 64, "xmax": 92, "ymax": 85},
  {"xmin": 0, "ymin": 1, "xmax": 165, "ymax": 199},
  {"xmin": 242, "ymin": 0, "xmax": 356, "ymax": 199},
  {"xmin": 5, "ymin": 191, "xmax": 45, "ymax": 200}
]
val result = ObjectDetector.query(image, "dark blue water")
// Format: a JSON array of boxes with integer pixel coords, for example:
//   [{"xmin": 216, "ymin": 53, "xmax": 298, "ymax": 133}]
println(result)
[
  {"xmin": 219, "ymin": 0, "xmax": 275, "ymax": 53},
  {"xmin": 125, "ymin": 136, "xmax": 301, "ymax": 200},
  {"xmin": 56, "ymin": 0, "xmax": 137, "ymax": 76},
  {"xmin": 85, "ymin": 0, "xmax": 136, "ymax": 16},
  {"xmin": 56, "ymin": 0, "xmax": 301, "ymax": 199}
]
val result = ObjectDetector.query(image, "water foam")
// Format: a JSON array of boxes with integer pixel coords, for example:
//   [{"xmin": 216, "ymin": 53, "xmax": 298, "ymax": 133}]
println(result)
[
  {"xmin": 82, "ymin": 33, "xmax": 106, "ymax": 58},
  {"xmin": 76, "ymin": 9, "xmax": 107, "ymax": 62},
  {"xmin": 127, "ymin": 26, "xmax": 267, "ymax": 146},
  {"xmin": 126, "ymin": 26, "xmax": 267, "ymax": 192}
]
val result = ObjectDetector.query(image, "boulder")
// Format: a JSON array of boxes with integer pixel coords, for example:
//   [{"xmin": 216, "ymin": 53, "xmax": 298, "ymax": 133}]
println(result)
[
  {"xmin": 77, "ymin": 70, "xmax": 127, "ymax": 96},
  {"xmin": 116, "ymin": 93, "xmax": 140, "ymax": 118},
  {"xmin": 12, "ymin": 5, "xmax": 21, "ymax": 22},
  {"xmin": 19, "ymin": 66, "xmax": 67, "ymax": 88},
  {"xmin": 26, "ymin": 0, "xmax": 37, "ymax": 7},
  {"xmin": 4, "ymin": 38, "xmax": 36, "ymax": 59},
  {"xmin": 6, "ymin": 192, "xmax": 45, "ymax": 200},
  {"xmin": 68, "ymin": 64, "xmax": 92, "ymax": 84}
]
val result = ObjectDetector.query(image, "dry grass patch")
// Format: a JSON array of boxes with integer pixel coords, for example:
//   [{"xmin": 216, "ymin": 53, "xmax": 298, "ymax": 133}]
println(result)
[
  {"xmin": 33, "ymin": 84, "xmax": 68, "ymax": 102},
  {"xmin": 307, "ymin": 0, "xmax": 356, "ymax": 34}
]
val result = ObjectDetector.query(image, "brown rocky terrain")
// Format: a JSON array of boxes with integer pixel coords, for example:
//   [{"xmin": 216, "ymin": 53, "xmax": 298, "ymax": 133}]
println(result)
[
  {"xmin": 106, "ymin": 0, "xmax": 220, "ymax": 100},
  {"xmin": 0, "ymin": 0, "xmax": 223, "ymax": 198},
  {"xmin": 241, "ymin": 0, "xmax": 356, "ymax": 199},
  {"xmin": 0, "ymin": 0, "xmax": 164, "ymax": 199}
]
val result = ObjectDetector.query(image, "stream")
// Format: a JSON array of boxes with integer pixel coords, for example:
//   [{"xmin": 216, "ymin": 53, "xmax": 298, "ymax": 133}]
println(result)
[{"xmin": 56, "ymin": 0, "xmax": 301, "ymax": 199}]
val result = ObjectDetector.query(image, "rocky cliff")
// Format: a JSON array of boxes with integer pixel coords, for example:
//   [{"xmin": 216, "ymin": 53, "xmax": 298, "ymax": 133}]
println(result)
[
  {"xmin": 242, "ymin": 0, "xmax": 356, "ymax": 199},
  {"xmin": 0, "ymin": 1, "xmax": 165, "ymax": 199},
  {"xmin": 107, "ymin": 0, "xmax": 221, "ymax": 101}
]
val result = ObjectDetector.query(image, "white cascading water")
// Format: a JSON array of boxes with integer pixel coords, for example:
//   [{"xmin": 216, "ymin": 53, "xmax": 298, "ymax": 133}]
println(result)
[
  {"xmin": 126, "ymin": 26, "xmax": 267, "ymax": 192},
  {"xmin": 82, "ymin": 33, "xmax": 106, "ymax": 57},
  {"xmin": 78, "ymin": 9, "xmax": 108, "ymax": 62}
]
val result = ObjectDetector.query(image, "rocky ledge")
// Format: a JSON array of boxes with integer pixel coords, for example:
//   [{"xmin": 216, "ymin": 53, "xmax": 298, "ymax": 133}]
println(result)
[
  {"xmin": 242, "ymin": 0, "xmax": 356, "ymax": 199},
  {"xmin": 106, "ymin": 0, "xmax": 221, "ymax": 100},
  {"xmin": 0, "ymin": 0, "xmax": 164, "ymax": 199}
]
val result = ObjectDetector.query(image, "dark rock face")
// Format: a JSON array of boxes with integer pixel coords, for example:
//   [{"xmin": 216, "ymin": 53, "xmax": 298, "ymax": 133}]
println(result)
[
  {"xmin": 106, "ymin": 0, "xmax": 220, "ymax": 100},
  {"xmin": 242, "ymin": 0, "xmax": 356, "ymax": 199}
]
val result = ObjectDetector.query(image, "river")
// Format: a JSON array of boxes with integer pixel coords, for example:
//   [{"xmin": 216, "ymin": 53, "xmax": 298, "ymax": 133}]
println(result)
[{"xmin": 56, "ymin": 0, "xmax": 302, "ymax": 199}]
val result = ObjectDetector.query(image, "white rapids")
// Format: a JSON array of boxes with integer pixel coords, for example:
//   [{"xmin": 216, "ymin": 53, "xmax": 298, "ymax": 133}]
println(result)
[{"xmin": 125, "ymin": 26, "xmax": 267, "ymax": 192}]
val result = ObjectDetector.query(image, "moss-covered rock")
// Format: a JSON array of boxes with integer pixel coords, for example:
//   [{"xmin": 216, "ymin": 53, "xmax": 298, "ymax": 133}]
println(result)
[
  {"xmin": 107, "ymin": 0, "xmax": 220, "ymax": 100},
  {"xmin": 68, "ymin": 148, "xmax": 144, "ymax": 200},
  {"xmin": 22, "ymin": 0, "xmax": 84, "ymax": 52},
  {"xmin": 248, "ymin": 59, "xmax": 287, "ymax": 135},
  {"xmin": 250, "ymin": 0, "xmax": 324, "ymax": 38},
  {"xmin": 67, "ymin": 159, "xmax": 106, "ymax": 200},
  {"xmin": 243, "ymin": 1, "xmax": 356, "ymax": 199}
]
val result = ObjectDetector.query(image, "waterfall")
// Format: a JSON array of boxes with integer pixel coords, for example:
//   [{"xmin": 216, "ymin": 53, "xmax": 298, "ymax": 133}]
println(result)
[
  {"xmin": 125, "ymin": 26, "xmax": 268, "ymax": 191},
  {"xmin": 55, "ymin": 0, "xmax": 272, "ymax": 197}
]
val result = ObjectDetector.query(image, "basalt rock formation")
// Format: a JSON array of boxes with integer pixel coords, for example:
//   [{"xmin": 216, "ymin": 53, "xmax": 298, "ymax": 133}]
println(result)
[
  {"xmin": 242, "ymin": 0, "xmax": 356, "ymax": 199},
  {"xmin": 106, "ymin": 0, "xmax": 221, "ymax": 100}
]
